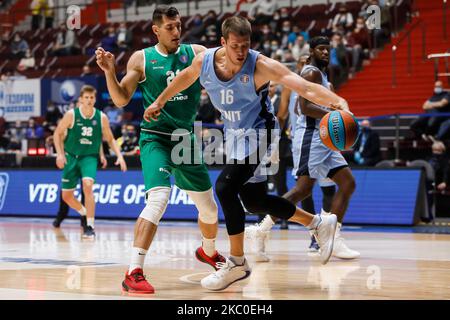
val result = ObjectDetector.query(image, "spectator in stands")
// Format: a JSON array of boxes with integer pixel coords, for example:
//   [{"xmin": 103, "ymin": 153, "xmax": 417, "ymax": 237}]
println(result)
[
  {"xmin": 118, "ymin": 124, "xmax": 139, "ymax": 156},
  {"xmin": 410, "ymin": 81, "xmax": 450, "ymax": 140},
  {"xmin": 26, "ymin": 118, "xmax": 44, "ymax": 140},
  {"xmin": 329, "ymin": 33, "xmax": 349, "ymax": 89},
  {"xmin": 183, "ymin": 14, "xmax": 205, "ymax": 44},
  {"xmin": 332, "ymin": 4, "xmax": 354, "ymax": 33},
  {"xmin": 103, "ymin": 103, "xmax": 123, "ymax": 138},
  {"xmin": 277, "ymin": 20, "xmax": 292, "ymax": 49},
  {"xmin": 290, "ymin": 35, "xmax": 310, "ymax": 61},
  {"xmin": 10, "ymin": 33, "xmax": 29, "ymax": 59},
  {"xmin": 248, "ymin": 0, "xmax": 278, "ymax": 26},
  {"xmin": 436, "ymin": 118, "xmax": 450, "ymax": 142},
  {"xmin": 17, "ymin": 49, "xmax": 36, "ymax": 72},
  {"xmin": 203, "ymin": 10, "xmax": 220, "ymax": 46},
  {"xmin": 81, "ymin": 64, "xmax": 93, "ymax": 77},
  {"xmin": 352, "ymin": 119, "xmax": 381, "ymax": 166},
  {"xmin": 196, "ymin": 89, "xmax": 220, "ymax": 124},
  {"xmin": 269, "ymin": 40, "xmax": 284, "ymax": 60},
  {"xmin": 347, "ymin": 17, "xmax": 370, "ymax": 72},
  {"xmin": 7, "ymin": 120, "xmax": 26, "ymax": 152},
  {"xmin": 44, "ymin": 0, "xmax": 54, "ymax": 29},
  {"xmin": 43, "ymin": 102, "xmax": 63, "ymax": 135},
  {"xmin": 429, "ymin": 141, "xmax": 449, "ymax": 193},
  {"xmin": 117, "ymin": 22, "xmax": 133, "ymax": 51},
  {"xmin": 30, "ymin": 0, "xmax": 44, "ymax": 30},
  {"xmin": 287, "ymin": 26, "xmax": 300, "ymax": 46},
  {"xmin": 101, "ymin": 26, "xmax": 118, "ymax": 53},
  {"xmin": 51, "ymin": 23, "xmax": 80, "ymax": 56}
]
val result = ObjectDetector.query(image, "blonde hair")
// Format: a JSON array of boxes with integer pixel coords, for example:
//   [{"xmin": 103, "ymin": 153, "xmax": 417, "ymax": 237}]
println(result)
[
  {"xmin": 222, "ymin": 16, "xmax": 252, "ymax": 40},
  {"xmin": 79, "ymin": 85, "xmax": 97, "ymax": 96}
]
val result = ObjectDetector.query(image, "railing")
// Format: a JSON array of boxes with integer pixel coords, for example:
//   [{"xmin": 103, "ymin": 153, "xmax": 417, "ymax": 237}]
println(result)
[
  {"xmin": 391, "ymin": 19, "xmax": 426, "ymax": 87},
  {"xmin": 428, "ymin": 52, "xmax": 450, "ymax": 84}
]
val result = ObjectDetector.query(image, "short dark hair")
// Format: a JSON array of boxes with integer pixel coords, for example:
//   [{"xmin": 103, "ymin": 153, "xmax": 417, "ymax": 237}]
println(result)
[
  {"xmin": 79, "ymin": 85, "xmax": 96, "ymax": 96},
  {"xmin": 221, "ymin": 16, "xmax": 252, "ymax": 40},
  {"xmin": 309, "ymin": 36, "xmax": 330, "ymax": 49},
  {"xmin": 152, "ymin": 5, "xmax": 180, "ymax": 26}
]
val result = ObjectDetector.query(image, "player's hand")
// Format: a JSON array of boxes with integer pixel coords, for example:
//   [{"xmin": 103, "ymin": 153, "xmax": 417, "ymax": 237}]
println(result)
[
  {"xmin": 330, "ymin": 98, "xmax": 350, "ymax": 112},
  {"xmin": 115, "ymin": 156, "xmax": 127, "ymax": 172},
  {"xmin": 100, "ymin": 155, "xmax": 108, "ymax": 169},
  {"xmin": 437, "ymin": 182, "xmax": 447, "ymax": 192},
  {"xmin": 144, "ymin": 102, "xmax": 163, "ymax": 122},
  {"xmin": 95, "ymin": 47, "xmax": 116, "ymax": 73},
  {"xmin": 56, "ymin": 154, "xmax": 66, "ymax": 169}
]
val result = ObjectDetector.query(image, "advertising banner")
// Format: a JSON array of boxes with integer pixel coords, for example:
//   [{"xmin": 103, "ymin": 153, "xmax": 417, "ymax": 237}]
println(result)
[
  {"xmin": 0, "ymin": 169, "xmax": 422, "ymax": 225},
  {"xmin": 0, "ymin": 79, "xmax": 41, "ymax": 121}
]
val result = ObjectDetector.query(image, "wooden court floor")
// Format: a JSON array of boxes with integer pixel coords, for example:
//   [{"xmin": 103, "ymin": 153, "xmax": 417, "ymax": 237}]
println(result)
[{"xmin": 0, "ymin": 217, "xmax": 449, "ymax": 300}]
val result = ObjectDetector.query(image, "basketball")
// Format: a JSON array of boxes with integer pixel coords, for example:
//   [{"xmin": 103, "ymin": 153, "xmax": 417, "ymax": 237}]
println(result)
[{"xmin": 319, "ymin": 110, "xmax": 360, "ymax": 151}]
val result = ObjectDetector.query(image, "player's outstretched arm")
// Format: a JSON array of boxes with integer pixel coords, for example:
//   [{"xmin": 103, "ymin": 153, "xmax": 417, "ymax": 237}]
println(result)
[
  {"xmin": 257, "ymin": 56, "xmax": 349, "ymax": 112},
  {"xmin": 96, "ymin": 47, "xmax": 143, "ymax": 108},
  {"xmin": 144, "ymin": 52, "xmax": 205, "ymax": 122},
  {"xmin": 101, "ymin": 114, "xmax": 127, "ymax": 172},
  {"xmin": 298, "ymin": 68, "xmax": 333, "ymax": 119},
  {"xmin": 53, "ymin": 111, "xmax": 73, "ymax": 169}
]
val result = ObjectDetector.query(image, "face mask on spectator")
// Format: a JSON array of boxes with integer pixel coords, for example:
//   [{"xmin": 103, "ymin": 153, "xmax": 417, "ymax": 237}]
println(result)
[
  {"xmin": 263, "ymin": 43, "xmax": 270, "ymax": 49},
  {"xmin": 434, "ymin": 87, "xmax": 443, "ymax": 94},
  {"xmin": 262, "ymin": 28, "xmax": 270, "ymax": 35},
  {"xmin": 282, "ymin": 27, "xmax": 290, "ymax": 32},
  {"xmin": 48, "ymin": 106, "xmax": 55, "ymax": 112},
  {"xmin": 357, "ymin": 23, "xmax": 365, "ymax": 29},
  {"xmin": 271, "ymin": 45, "xmax": 278, "ymax": 51}
]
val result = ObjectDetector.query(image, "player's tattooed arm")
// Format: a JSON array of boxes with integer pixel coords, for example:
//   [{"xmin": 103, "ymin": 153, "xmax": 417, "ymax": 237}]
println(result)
[
  {"xmin": 256, "ymin": 55, "xmax": 349, "ymax": 112},
  {"xmin": 298, "ymin": 69, "xmax": 332, "ymax": 119},
  {"xmin": 96, "ymin": 48, "xmax": 143, "ymax": 108},
  {"xmin": 144, "ymin": 52, "xmax": 205, "ymax": 122}
]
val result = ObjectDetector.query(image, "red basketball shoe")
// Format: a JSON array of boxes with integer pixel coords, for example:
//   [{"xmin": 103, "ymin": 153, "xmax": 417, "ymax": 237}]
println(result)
[
  {"xmin": 195, "ymin": 247, "xmax": 226, "ymax": 271},
  {"xmin": 122, "ymin": 268, "xmax": 154, "ymax": 295}
]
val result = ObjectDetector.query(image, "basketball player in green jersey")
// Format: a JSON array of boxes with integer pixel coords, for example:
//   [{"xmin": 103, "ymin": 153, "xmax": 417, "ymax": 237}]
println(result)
[
  {"xmin": 53, "ymin": 85, "xmax": 127, "ymax": 238},
  {"xmin": 95, "ymin": 6, "xmax": 225, "ymax": 294}
]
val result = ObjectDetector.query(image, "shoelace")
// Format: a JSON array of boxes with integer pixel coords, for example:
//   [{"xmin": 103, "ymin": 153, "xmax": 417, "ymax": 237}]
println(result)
[{"xmin": 213, "ymin": 260, "xmax": 234, "ymax": 278}]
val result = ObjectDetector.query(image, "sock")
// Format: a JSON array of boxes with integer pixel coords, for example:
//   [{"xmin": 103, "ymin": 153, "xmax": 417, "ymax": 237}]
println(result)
[
  {"xmin": 87, "ymin": 218, "xmax": 95, "ymax": 228},
  {"xmin": 202, "ymin": 237, "xmax": 216, "ymax": 257},
  {"xmin": 320, "ymin": 209, "xmax": 331, "ymax": 215},
  {"xmin": 129, "ymin": 247, "xmax": 148, "ymax": 274},
  {"xmin": 229, "ymin": 255, "xmax": 245, "ymax": 265},
  {"xmin": 307, "ymin": 215, "xmax": 322, "ymax": 230},
  {"xmin": 259, "ymin": 215, "xmax": 275, "ymax": 232},
  {"xmin": 78, "ymin": 206, "xmax": 86, "ymax": 216}
]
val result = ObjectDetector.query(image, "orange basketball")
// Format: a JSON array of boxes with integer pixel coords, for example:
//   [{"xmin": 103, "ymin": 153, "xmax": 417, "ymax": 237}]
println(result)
[{"xmin": 319, "ymin": 110, "xmax": 360, "ymax": 151}]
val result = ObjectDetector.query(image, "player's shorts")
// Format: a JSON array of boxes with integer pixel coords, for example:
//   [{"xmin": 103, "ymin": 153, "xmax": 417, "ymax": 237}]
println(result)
[
  {"xmin": 139, "ymin": 131, "xmax": 212, "ymax": 192},
  {"xmin": 292, "ymin": 126, "xmax": 348, "ymax": 180},
  {"xmin": 62, "ymin": 153, "xmax": 98, "ymax": 190}
]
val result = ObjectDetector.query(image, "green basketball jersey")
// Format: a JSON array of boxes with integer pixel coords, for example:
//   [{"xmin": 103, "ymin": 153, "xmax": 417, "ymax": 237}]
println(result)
[
  {"xmin": 64, "ymin": 107, "xmax": 102, "ymax": 156},
  {"xmin": 138, "ymin": 44, "xmax": 201, "ymax": 134}
]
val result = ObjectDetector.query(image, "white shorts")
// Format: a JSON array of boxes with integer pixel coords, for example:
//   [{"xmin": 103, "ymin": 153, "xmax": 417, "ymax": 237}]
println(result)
[{"xmin": 292, "ymin": 126, "xmax": 348, "ymax": 180}]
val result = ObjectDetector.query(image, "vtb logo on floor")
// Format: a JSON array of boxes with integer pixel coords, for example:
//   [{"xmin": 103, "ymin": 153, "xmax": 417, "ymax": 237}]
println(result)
[{"xmin": 0, "ymin": 173, "xmax": 9, "ymax": 211}]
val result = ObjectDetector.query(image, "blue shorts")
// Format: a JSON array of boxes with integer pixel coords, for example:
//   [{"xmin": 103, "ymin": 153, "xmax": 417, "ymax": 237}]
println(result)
[{"xmin": 292, "ymin": 126, "xmax": 348, "ymax": 180}]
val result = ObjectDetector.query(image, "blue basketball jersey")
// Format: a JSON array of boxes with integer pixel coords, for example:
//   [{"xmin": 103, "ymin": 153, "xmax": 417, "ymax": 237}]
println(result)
[
  {"xmin": 297, "ymin": 64, "xmax": 332, "ymax": 130},
  {"xmin": 200, "ymin": 48, "xmax": 277, "ymax": 160},
  {"xmin": 288, "ymin": 90, "xmax": 299, "ymax": 134}
]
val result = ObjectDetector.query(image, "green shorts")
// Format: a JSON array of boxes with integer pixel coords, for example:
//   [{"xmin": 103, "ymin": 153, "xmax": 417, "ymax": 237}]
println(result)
[
  {"xmin": 62, "ymin": 153, "xmax": 98, "ymax": 190},
  {"xmin": 139, "ymin": 131, "xmax": 212, "ymax": 192}
]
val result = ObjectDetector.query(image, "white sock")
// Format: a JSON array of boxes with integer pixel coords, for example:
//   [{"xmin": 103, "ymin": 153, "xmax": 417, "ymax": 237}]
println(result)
[
  {"xmin": 87, "ymin": 218, "xmax": 95, "ymax": 228},
  {"xmin": 78, "ymin": 206, "xmax": 86, "ymax": 216},
  {"xmin": 307, "ymin": 215, "xmax": 322, "ymax": 230},
  {"xmin": 129, "ymin": 247, "xmax": 148, "ymax": 274},
  {"xmin": 259, "ymin": 215, "xmax": 275, "ymax": 232},
  {"xmin": 320, "ymin": 209, "xmax": 331, "ymax": 215},
  {"xmin": 229, "ymin": 255, "xmax": 245, "ymax": 265},
  {"xmin": 202, "ymin": 237, "xmax": 216, "ymax": 257}
]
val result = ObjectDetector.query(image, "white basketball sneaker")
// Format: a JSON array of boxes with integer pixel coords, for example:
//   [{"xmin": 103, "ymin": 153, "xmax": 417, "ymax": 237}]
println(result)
[
  {"xmin": 244, "ymin": 225, "xmax": 270, "ymax": 262},
  {"xmin": 332, "ymin": 223, "xmax": 360, "ymax": 259},
  {"xmin": 313, "ymin": 214, "xmax": 338, "ymax": 265},
  {"xmin": 201, "ymin": 258, "xmax": 252, "ymax": 291}
]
